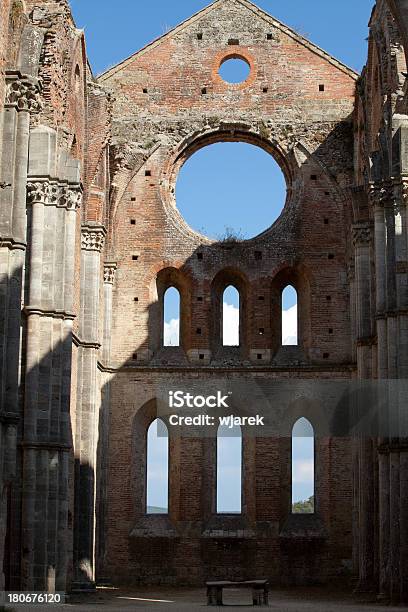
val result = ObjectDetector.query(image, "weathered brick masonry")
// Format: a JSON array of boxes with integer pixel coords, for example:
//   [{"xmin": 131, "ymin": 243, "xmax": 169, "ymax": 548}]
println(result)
[
  {"xmin": 98, "ymin": 0, "xmax": 357, "ymax": 586},
  {"xmin": 0, "ymin": 0, "xmax": 407, "ymax": 603}
]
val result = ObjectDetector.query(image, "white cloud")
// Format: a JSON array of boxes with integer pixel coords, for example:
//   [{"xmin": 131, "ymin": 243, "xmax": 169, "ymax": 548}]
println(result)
[
  {"xmin": 282, "ymin": 304, "xmax": 298, "ymax": 346},
  {"xmin": 292, "ymin": 459, "xmax": 314, "ymax": 484},
  {"xmin": 164, "ymin": 318, "xmax": 180, "ymax": 346},
  {"xmin": 223, "ymin": 301, "xmax": 239, "ymax": 346}
]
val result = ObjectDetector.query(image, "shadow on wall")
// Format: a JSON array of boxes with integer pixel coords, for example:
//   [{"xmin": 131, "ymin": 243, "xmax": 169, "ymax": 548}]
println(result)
[
  {"xmin": 1, "ymin": 120, "xmax": 354, "ymax": 591},
  {"xmin": 0, "ymin": 259, "xmax": 104, "ymax": 592},
  {"xmin": 94, "ymin": 121, "xmax": 355, "ymax": 586}
]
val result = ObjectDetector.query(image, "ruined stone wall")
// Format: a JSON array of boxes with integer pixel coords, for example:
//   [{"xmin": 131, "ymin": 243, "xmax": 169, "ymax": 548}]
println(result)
[
  {"xmin": 101, "ymin": 0, "xmax": 357, "ymax": 368},
  {"xmin": 1, "ymin": 0, "xmax": 406, "ymax": 596},
  {"xmin": 99, "ymin": 0, "xmax": 358, "ymax": 586},
  {"xmin": 0, "ymin": 0, "xmax": 112, "ymax": 591},
  {"xmin": 352, "ymin": 0, "xmax": 408, "ymax": 604}
]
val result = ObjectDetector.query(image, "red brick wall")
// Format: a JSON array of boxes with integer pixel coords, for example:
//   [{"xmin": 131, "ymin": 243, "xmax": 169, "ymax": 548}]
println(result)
[
  {"xmin": 98, "ymin": 1, "xmax": 357, "ymax": 586},
  {"xmin": 0, "ymin": 0, "xmax": 12, "ymax": 107}
]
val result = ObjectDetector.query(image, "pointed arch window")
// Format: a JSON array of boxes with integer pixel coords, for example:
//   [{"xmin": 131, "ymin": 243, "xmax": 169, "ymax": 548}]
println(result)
[
  {"xmin": 222, "ymin": 285, "xmax": 240, "ymax": 346},
  {"xmin": 146, "ymin": 418, "xmax": 169, "ymax": 514},
  {"xmin": 292, "ymin": 417, "xmax": 315, "ymax": 514},
  {"xmin": 217, "ymin": 422, "xmax": 242, "ymax": 514},
  {"xmin": 163, "ymin": 286, "xmax": 180, "ymax": 347},
  {"xmin": 282, "ymin": 285, "xmax": 298, "ymax": 346}
]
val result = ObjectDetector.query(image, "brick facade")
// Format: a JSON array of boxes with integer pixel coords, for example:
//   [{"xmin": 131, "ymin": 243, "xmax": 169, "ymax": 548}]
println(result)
[{"xmin": 0, "ymin": 0, "xmax": 407, "ymax": 603}]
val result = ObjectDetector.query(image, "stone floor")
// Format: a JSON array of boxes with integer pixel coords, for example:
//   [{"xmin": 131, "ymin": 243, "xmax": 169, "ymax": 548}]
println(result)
[{"xmin": 3, "ymin": 586, "xmax": 403, "ymax": 611}]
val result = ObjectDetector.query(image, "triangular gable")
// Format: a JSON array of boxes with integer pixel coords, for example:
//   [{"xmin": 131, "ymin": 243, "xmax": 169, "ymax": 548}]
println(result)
[{"xmin": 98, "ymin": 0, "xmax": 358, "ymax": 82}]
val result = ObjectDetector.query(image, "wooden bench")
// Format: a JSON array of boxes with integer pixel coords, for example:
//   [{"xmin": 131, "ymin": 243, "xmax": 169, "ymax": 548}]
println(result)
[{"xmin": 206, "ymin": 579, "xmax": 269, "ymax": 606}]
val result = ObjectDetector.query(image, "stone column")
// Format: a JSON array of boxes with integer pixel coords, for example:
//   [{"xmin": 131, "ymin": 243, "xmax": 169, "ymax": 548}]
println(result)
[
  {"xmin": 353, "ymin": 222, "xmax": 373, "ymax": 378},
  {"xmin": 396, "ymin": 180, "xmax": 408, "ymax": 604},
  {"xmin": 102, "ymin": 263, "xmax": 116, "ymax": 364},
  {"xmin": 383, "ymin": 184, "xmax": 401, "ymax": 605},
  {"xmin": 370, "ymin": 184, "xmax": 390, "ymax": 600},
  {"xmin": 348, "ymin": 257, "xmax": 357, "ymax": 363},
  {"xmin": 95, "ymin": 262, "xmax": 116, "ymax": 583},
  {"xmin": 21, "ymin": 180, "xmax": 81, "ymax": 592},
  {"xmin": 352, "ymin": 222, "xmax": 376, "ymax": 592},
  {"xmin": 0, "ymin": 71, "xmax": 41, "ymax": 591},
  {"xmin": 73, "ymin": 225, "xmax": 106, "ymax": 590},
  {"xmin": 396, "ymin": 181, "xmax": 408, "ymax": 378},
  {"xmin": 371, "ymin": 185, "xmax": 388, "ymax": 378}
]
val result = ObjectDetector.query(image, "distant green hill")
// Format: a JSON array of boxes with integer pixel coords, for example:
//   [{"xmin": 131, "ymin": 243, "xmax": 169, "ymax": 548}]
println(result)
[
  {"xmin": 147, "ymin": 506, "xmax": 167, "ymax": 514},
  {"xmin": 292, "ymin": 496, "xmax": 314, "ymax": 514}
]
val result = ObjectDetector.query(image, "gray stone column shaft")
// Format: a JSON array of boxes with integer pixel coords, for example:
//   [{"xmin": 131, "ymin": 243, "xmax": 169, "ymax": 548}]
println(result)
[
  {"xmin": 21, "ymin": 173, "xmax": 81, "ymax": 591},
  {"xmin": 0, "ymin": 73, "xmax": 40, "ymax": 591},
  {"xmin": 396, "ymin": 195, "xmax": 408, "ymax": 377},
  {"xmin": 12, "ymin": 111, "xmax": 30, "ymax": 243},
  {"xmin": 27, "ymin": 200, "xmax": 44, "ymax": 307},
  {"xmin": 385, "ymin": 204, "xmax": 398, "ymax": 378},
  {"xmin": 400, "ymin": 450, "xmax": 408, "ymax": 603},
  {"xmin": 398, "ymin": 185, "xmax": 408, "ymax": 604},
  {"xmin": 94, "ymin": 264, "xmax": 115, "ymax": 582},
  {"xmin": 73, "ymin": 225, "xmax": 105, "ymax": 590},
  {"xmin": 390, "ymin": 451, "xmax": 401, "ymax": 604},
  {"xmin": 102, "ymin": 264, "xmax": 116, "ymax": 364},
  {"xmin": 64, "ymin": 209, "xmax": 77, "ymax": 315},
  {"xmin": 353, "ymin": 222, "xmax": 376, "ymax": 591},
  {"xmin": 374, "ymin": 203, "xmax": 388, "ymax": 378},
  {"xmin": 378, "ymin": 451, "xmax": 390, "ymax": 600}
]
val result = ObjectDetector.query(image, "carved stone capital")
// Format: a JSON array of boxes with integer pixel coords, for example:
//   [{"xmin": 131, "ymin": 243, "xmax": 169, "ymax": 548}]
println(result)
[
  {"xmin": 397, "ymin": 179, "xmax": 408, "ymax": 206},
  {"xmin": 81, "ymin": 226, "xmax": 106, "ymax": 252},
  {"xmin": 5, "ymin": 72, "xmax": 42, "ymax": 113},
  {"xmin": 104, "ymin": 263, "xmax": 117, "ymax": 284},
  {"xmin": 27, "ymin": 181, "xmax": 50, "ymax": 204},
  {"xmin": 369, "ymin": 181, "xmax": 394, "ymax": 209},
  {"xmin": 352, "ymin": 222, "xmax": 372, "ymax": 246},
  {"xmin": 61, "ymin": 186, "xmax": 83, "ymax": 210},
  {"xmin": 27, "ymin": 181, "xmax": 82, "ymax": 209}
]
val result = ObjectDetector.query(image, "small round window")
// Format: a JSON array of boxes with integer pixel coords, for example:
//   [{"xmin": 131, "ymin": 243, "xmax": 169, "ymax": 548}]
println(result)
[{"xmin": 219, "ymin": 57, "xmax": 250, "ymax": 84}]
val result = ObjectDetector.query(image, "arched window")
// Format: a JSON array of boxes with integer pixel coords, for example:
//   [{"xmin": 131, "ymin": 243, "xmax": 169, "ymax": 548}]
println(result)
[
  {"xmin": 163, "ymin": 287, "xmax": 180, "ymax": 347},
  {"xmin": 292, "ymin": 417, "xmax": 315, "ymax": 514},
  {"xmin": 223, "ymin": 285, "xmax": 240, "ymax": 346},
  {"xmin": 146, "ymin": 418, "xmax": 169, "ymax": 514},
  {"xmin": 217, "ymin": 423, "xmax": 242, "ymax": 514},
  {"xmin": 282, "ymin": 285, "xmax": 298, "ymax": 346},
  {"xmin": 74, "ymin": 64, "xmax": 81, "ymax": 92}
]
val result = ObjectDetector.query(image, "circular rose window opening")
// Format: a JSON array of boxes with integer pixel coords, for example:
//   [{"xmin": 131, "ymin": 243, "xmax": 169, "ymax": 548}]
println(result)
[
  {"xmin": 175, "ymin": 142, "xmax": 287, "ymax": 240},
  {"xmin": 219, "ymin": 57, "xmax": 250, "ymax": 84}
]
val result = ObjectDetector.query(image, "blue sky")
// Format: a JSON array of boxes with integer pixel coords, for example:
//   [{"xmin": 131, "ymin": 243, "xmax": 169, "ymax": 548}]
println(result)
[
  {"xmin": 69, "ymin": 0, "xmax": 373, "ymax": 259},
  {"xmin": 176, "ymin": 142, "xmax": 287, "ymax": 240},
  {"xmin": 70, "ymin": 0, "xmax": 371, "ymax": 507},
  {"xmin": 70, "ymin": 0, "xmax": 372, "ymax": 76}
]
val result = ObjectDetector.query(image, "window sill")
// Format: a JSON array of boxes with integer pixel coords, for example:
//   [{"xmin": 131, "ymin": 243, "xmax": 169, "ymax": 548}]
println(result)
[
  {"xmin": 279, "ymin": 513, "xmax": 328, "ymax": 540},
  {"xmin": 130, "ymin": 515, "xmax": 179, "ymax": 538},
  {"xmin": 150, "ymin": 346, "xmax": 188, "ymax": 366},
  {"xmin": 272, "ymin": 345, "xmax": 309, "ymax": 366},
  {"xmin": 202, "ymin": 515, "xmax": 256, "ymax": 539}
]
